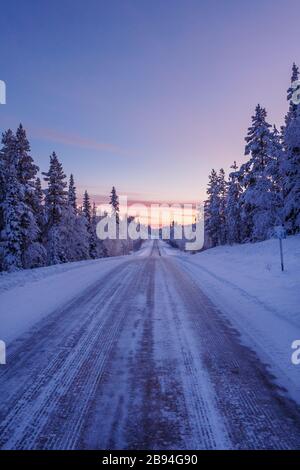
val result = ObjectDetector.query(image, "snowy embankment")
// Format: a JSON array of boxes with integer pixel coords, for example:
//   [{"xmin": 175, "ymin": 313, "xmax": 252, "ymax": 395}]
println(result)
[
  {"xmin": 166, "ymin": 235, "xmax": 300, "ymax": 404},
  {"xmin": 0, "ymin": 256, "xmax": 130, "ymax": 344}
]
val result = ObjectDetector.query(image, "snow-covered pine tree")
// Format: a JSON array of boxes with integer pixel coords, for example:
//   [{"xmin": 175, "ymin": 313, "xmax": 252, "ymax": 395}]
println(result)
[
  {"xmin": 15, "ymin": 124, "xmax": 42, "ymax": 268},
  {"xmin": 282, "ymin": 118, "xmax": 300, "ymax": 233},
  {"xmin": 205, "ymin": 168, "xmax": 228, "ymax": 246},
  {"xmin": 225, "ymin": 161, "xmax": 242, "ymax": 244},
  {"xmin": 82, "ymin": 190, "xmax": 91, "ymax": 224},
  {"xmin": 16, "ymin": 124, "xmax": 39, "ymax": 190},
  {"xmin": 218, "ymin": 168, "xmax": 227, "ymax": 245},
  {"xmin": 284, "ymin": 63, "xmax": 300, "ymax": 129},
  {"xmin": 265, "ymin": 126, "xmax": 285, "ymax": 226},
  {"xmin": 110, "ymin": 186, "xmax": 120, "ymax": 224},
  {"xmin": 0, "ymin": 130, "xmax": 24, "ymax": 271},
  {"xmin": 42, "ymin": 152, "xmax": 68, "ymax": 264},
  {"xmin": 59, "ymin": 175, "xmax": 89, "ymax": 261},
  {"xmin": 43, "ymin": 152, "xmax": 68, "ymax": 226},
  {"xmin": 22, "ymin": 175, "xmax": 47, "ymax": 269},
  {"xmin": 204, "ymin": 169, "xmax": 221, "ymax": 247},
  {"xmin": 67, "ymin": 174, "xmax": 77, "ymax": 212},
  {"xmin": 82, "ymin": 190, "xmax": 98, "ymax": 258},
  {"xmin": 33, "ymin": 177, "xmax": 45, "ymax": 233},
  {"xmin": 90, "ymin": 202, "xmax": 99, "ymax": 259},
  {"xmin": 281, "ymin": 64, "xmax": 300, "ymax": 234},
  {"xmin": 239, "ymin": 104, "xmax": 277, "ymax": 241},
  {"xmin": 268, "ymin": 126, "xmax": 284, "ymax": 192}
]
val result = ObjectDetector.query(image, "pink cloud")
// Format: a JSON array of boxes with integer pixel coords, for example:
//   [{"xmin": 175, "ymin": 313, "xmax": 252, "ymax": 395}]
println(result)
[
  {"xmin": 29, "ymin": 126, "xmax": 129, "ymax": 156},
  {"xmin": 0, "ymin": 117, "xmax": 130, "ymax": 156}
]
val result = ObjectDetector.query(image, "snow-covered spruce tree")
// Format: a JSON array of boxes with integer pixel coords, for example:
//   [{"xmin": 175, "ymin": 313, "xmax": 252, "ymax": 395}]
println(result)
[
  {"xmin": 225, "ymin": 161, "xmax": 242, "ymax": 244},
  {"xmin": 217, "ymin": 168, "xmax": 227, "ymax": 245},
  {"xmin": 60, "ymin": 175, "xmax": 90, "ymax": 261},
  {"xmin": 82, "ymin": 190, "xmax": 98, "ymax": 258},
  {"xmin": 268, "ymin": 126, "xmax": 284, "ymax": 193},
  {"xmin": 0, "ymin": 130, "xmax": 24, "ymax": 271},
  {"xmin": 204, "ymin": 168, "xmax": 227, "ymax": 246},
  {"xmin": 204, "ymin": 169, "xmax": 221, "ymax": 247},
  {"xmin": 282, "ymin": 116, "xmax": 300, "ymax": 233},
  {"xmin": 43, "ymin": 152, "xmax": 68, "ymax": 226},
  {"xmin": 110, "ymin": 186, "xmax": 120, "ymax": 224},
  {"xmin": 281, "ymin": 64, "xmax": 300, "ymax": 234},
  {"xmin": 15, "ymin": 124, "xmax": 45, "ymax": 268},
  {"xmin": 266, "ymin": 125, "xmax": 285, "ymax": 225},
  {"xmin": 283, "ymin": 63, "xmax": 300, "ymax": 130},
  {"xmin": 59, "ymin": 175, "xmax": 90, "ymax": 262},
  {"xmin": 32, "ymin": 177, "xmax": 45, "ymax": 233},
  {"xmin": 90, "ymin": 202, "xmax": 99, "ymax": 258},
  {"xmin": 239, "ymin": 104, "xmax": 279, "ymax": 241},
  {"xmin": 68, "ymin": 180, "xmax": 90, "ymax": 260},
  {"xmin": 82, "ymin": 190, "xmax": 91, "ymax": 225},
  {"xmin": 67, "ymin": 173, "xmax": 77, "ymax": 213},
  {"xmin": 22, "ymin": 176, "xmax": 47, "ymax": 269},
  {"xmin": 16, "ymin": 124, "xmax": 39, "ymax": 190},
  {"xmin": 42, "ymin": 152, "xmax": 68, "ymax": 264}
]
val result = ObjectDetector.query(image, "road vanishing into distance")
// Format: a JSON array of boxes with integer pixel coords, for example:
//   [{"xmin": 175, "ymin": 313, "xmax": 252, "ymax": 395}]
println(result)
[{"xmin": 0, "ymin": 241, "xmax": 300, "ymax": 449}]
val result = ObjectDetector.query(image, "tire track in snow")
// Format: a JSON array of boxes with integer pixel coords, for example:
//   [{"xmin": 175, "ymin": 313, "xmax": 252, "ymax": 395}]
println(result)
[
  {"xmin": 79, "ymin": 248, "xmax": 191, "ymax": 449},
  {"xmin": 123, "ymin": 252, "xmax": 189, "ymax": 449},
  {"xmin": 0, "ymin": 260, "xmax": 142, "ymax": 449},
  {"xmin": 163, "ymin": 256, "xmax": 300, "ymax": 449},
  {"xmin": 80, "ymin": 242, "xmax": 230, "ymax": 449},
  {"xmin": 156, "ymin": 260, "xmax": 230, "ymax": 449}
]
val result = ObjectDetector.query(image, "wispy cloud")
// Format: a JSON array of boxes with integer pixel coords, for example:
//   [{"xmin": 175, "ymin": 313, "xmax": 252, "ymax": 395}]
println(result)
[
  {"xmin": 0, "ymin": 116, "xmax": 130, "ymax": 156},
  {"xmin": 30, "ymin": 126, "xmax": 129, "ymax": 156}
]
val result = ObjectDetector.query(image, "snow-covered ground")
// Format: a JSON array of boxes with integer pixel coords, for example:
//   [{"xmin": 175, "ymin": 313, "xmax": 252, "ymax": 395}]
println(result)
[
  {"xmin": 162, "ymin": 235, "xmax": 300, "ymax": 404},
  {"xmin": 0, "ymin": 255, "xmax": 130, "ymax": 344},
  {"xmin": 0, "ymin": 239, "xmax": 300, "ymax": 449}
]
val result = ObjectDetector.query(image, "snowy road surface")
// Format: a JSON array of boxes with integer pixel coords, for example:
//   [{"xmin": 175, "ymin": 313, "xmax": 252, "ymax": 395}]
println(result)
[{"xmin": 0, "ymin": 240, "xmax": 300, "ymax": 449}]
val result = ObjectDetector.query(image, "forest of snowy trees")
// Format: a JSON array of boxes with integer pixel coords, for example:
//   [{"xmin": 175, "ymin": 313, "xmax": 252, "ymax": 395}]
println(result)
[
  {"xmin": 205, "ymin": 63, "xmax": 300, "ymax": 247},
  {"xmin": 1, "ymin": 64, "xmax": 299, "ymax": 271},
  {"xmin": 0, "ymin": 126, "xmax": 138, "ymax": 272}
]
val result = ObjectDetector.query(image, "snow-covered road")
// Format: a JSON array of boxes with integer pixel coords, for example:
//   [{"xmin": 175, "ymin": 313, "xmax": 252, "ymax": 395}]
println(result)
[{"xmin": 0, "ymin": 241, "xmax": 300, "ymax": 449}]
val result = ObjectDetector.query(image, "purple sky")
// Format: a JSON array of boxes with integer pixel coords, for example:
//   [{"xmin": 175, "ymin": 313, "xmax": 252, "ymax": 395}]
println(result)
[{"xmin": 0, "ymin": 0, "xmax": 299, "ymax": 204}]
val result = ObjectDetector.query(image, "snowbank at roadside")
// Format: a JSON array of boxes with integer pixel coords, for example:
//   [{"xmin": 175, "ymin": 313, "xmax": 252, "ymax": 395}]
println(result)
[{"xmin": 0, "ymin": 255, "xmax": 129, "ymax": 344}]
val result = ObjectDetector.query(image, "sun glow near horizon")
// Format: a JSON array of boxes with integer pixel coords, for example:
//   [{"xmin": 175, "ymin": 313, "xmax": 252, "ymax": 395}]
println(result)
[{"xmin": 94, "ymin": 197, "xmax": 202, "ymax": 228}]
